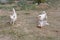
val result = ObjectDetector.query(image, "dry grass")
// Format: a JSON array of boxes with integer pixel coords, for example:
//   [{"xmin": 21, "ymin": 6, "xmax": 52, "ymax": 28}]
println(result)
[
  {"xmin": 0, "ymin": 8, "xmax": 60, "ymax": 40},
  {"xmin": 0, "ymin": 2, "xmax": 60, "ymax": 40}
]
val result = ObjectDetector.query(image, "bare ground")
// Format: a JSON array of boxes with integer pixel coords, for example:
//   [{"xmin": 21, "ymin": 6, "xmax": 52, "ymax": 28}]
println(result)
[{"xmin": 0, "ymin": 5, "xmax": 60, "ymax": 40}]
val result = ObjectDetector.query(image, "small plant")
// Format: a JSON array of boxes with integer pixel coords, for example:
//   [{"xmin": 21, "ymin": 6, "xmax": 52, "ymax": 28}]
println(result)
[
  {"xmin": 17, "ymin": 0, "xmax": 36, "ymax": 10},
  {"xmin": 8, "ymin": 0, "xmax": 14, "ymax": 4},
  {"xmin": 34, "ymin": 0, "xmax": 47, "ymax": 4}
]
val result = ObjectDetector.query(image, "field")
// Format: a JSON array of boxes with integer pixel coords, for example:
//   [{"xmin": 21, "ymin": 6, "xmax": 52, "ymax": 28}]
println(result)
[{"xmin": 0, "ymin": 1, "xmax": 60, "ymax": 40}]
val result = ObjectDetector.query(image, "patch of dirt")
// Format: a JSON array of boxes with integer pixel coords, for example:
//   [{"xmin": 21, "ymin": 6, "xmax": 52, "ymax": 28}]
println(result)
[
  {"xmin": 0, "ymin": 35, "xmax": 12, "ymax": 40},
  {"xmin": 0, "ymin": 6, "xmax": 60, "ymax": 40}
]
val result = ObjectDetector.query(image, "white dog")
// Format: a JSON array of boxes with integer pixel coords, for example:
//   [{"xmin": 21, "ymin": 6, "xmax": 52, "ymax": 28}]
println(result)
[
  {"xmin": 37, "ymin": 11, "xmax": 49, "ymax": 28},
  {"xmin": 10, "ymin": 8, "xmax": 17, "ymax": 25}
]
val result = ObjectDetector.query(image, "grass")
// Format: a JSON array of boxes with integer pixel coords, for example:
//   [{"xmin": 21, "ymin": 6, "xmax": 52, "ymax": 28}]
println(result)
[
  {"xmin": 0, "ymin": 0, "xmax": 60, "ymax": 40},
  {"xmin": 0, "ymin": 4, "xmax": 18, "ymax": 11},
  {"xmin": 0, "ymin": 9, "xmax": 60, "ymax": 40}
]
